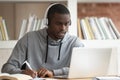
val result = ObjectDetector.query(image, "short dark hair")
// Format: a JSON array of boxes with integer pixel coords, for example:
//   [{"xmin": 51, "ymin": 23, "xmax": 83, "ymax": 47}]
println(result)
[{"xmin": 47, "ymin": 3, "xmax": 70, "ymax": 25}]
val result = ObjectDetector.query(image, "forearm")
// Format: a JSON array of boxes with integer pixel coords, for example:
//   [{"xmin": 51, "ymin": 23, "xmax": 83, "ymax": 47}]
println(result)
[
  {"xmin": 1, "ymin": 63, "xmax": 22, "ymax": 74},
  {"xmin": 52, "ymin": 67, "xmax": 69, "ymax": 76}
]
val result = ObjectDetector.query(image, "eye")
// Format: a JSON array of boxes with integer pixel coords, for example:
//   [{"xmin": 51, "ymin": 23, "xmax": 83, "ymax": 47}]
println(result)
[
  {"xmin": 55, "ymin": 21, "xmax": 71, "ymax": 26},
  {"xmin": 56, "ymin": 22, "xmax": 62, "ymax": 25},
  {"xmin": 55, "ymin": 22, "xmax": 62, "ymax": 26},
  {"xmin": 65, "ymin": 21, "xmax": 71, "ymax": 26}
]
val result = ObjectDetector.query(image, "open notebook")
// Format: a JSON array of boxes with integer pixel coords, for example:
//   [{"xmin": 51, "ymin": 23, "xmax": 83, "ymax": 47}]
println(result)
[{"xmin": 55, "ymin": 47, "xmax": 119, "ymax": 79}]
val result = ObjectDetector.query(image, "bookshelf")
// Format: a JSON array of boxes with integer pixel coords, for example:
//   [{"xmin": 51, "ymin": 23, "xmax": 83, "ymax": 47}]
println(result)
[
  {"xmin": 0, "ymin": 40, "xmax": 17, "ymax": 48},
  {"xmin": 0, "ymin": 0, "xmax": 120, "ymax": 72},
  {"xmin": 0, "ymin": 1, "xmax": 68, "ymax": 40},
  {"xmin": 0, "ymin": 0, "xmax": 120, "ymax": 75},
  {"xmin": 0, "ymin": 1, "xmax": 65, "ymax": 49},
  {"xmin": 0, "ymin": 0, "xmax": 120, "ymax": 48},
  {"xmin": 77, "ymin": 3, "xmax": 120, "ymax": 33},
  {"xmin": 77, "ymin": 1, "xmax": 120, "ymax": 39}
]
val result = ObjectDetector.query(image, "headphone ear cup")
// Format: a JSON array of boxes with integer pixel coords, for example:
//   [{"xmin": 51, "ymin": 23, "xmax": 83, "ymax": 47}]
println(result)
[
  {"xmin": 43, "ymin": 18, "xmax": 48, "ymax": 26},
  {"xmin": 44, "ymin": 3, "xmax": 58, "ymax": 26},
  {"xmin": 46, "ymin": 18, "xmax": 48, "ymax": 25}
]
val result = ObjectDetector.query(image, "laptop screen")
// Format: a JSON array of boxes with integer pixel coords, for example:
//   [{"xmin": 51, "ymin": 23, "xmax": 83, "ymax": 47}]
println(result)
[{"xmin": 68, "ymin": 47, "xmax": 118, "ymax": 78}]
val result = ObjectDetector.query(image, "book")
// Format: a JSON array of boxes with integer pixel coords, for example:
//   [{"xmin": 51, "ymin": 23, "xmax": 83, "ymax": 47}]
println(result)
[
  {"xmin": 80, "ymin": 19, "xmax": 89, "ymax": 39},
  {"xmin": 35, "ymin": 19, "xmax": 41, "ymax": 30},
  {"xmin": 99, "ymin": 17, "xmax": 113, "ymax": 39},
  {"xmin": 19, "ymin": 19, "xmax": 27, "ymax": 39},
  {"xmin": 0, "ymin": 17, "xmax": 6, "ymax": 40},
  {"xmin": 104, "ymin": 18, "xmax": 117, "ymax": 40},
  {"xmin": 40, "ymin": 18, "xmax": 47, "ymax": 29},
  {"xmin": 89, "ymin": 17, "xmax": 102, "ymax": 40},
  {"xmin": 108, "ymin": 18, "xmax": 120, "ymax": 39},
  {"xmin": 0, "ymin": 73, "xmax": 33, "ymax": 80},
  {"xmin": 0, "ymin": 73, "xmax": 58, "ymax": 80},
  {"xmin": 0, "ymin": 17, "xmax": 9, "ymax": 40},
  {"xmin": 77, "ymin": 18, "xmax": 83, "ymax": 39},
  {"xmin": 94, "ymin": 17, "xmax": 106, "ymax": 40},
  {"xmin": 0, "ymin": 28, "xmax": 2, "ymax": 40},
  {"xmin": 32, "ymin": 17, "xmax": 38, "ymax": 31},
  {"xmin": 26, "ymin": 14, "xmax": 35, "ymax": 33},
  {"xmin": 80, "ymin": 19, "xmax": 91, "ymax": 40},
  {"xmin": 84, "ymin": 17, "xmax": 95, "ymax": 39},
  {"xmin": 2, "ymin": 19, "xmax": 9, "ymax": 40},
  {"xmin": 93, "ymin": 76, "xmax": 120, "ymax": 80}
]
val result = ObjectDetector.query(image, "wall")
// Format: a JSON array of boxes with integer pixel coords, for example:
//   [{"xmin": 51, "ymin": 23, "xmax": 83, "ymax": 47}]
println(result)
[{"xmin": 77, "ymin": 3, "xmax": 120, "ymax": 32}]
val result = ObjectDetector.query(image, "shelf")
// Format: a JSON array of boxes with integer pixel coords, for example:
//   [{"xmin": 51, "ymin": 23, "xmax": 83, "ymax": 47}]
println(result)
[
  {"xmin": 0, "ymin": 0, "xmax": 120, "ymax": 48},
  {"xmin": 77, "ymin": 3, "xmax": 120, "ymax": 40},
  {"xmin": 81, "ymin": 40, "xmax": 120, "ymax": 47},
  {"xmin": 0, "ymin": 0, "xmax": 67, "ymax": 2},
  {"xmin": 0, "ymin": 40, "xmax": 17, "ymax": 48},
  {"xmin": 0, "ymin": 40, "xmax": 120, "ymax": 49},
  {"xmin": 78, "ymin": 0, "xmax": 120, "ymax": 3},
  {"xmin": 0, "ymin": 1, "xmax": 68, "ymax": 40}
]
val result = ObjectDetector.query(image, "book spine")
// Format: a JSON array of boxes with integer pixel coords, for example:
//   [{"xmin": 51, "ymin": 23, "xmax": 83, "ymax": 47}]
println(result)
[
  {"xmin": 36, "ymin": 19, "xmax": 41, "ymax": 30},
  {"xmin": 94, "ymin": 17, "xmax": 106, "ymax": 40},
  {"xmin": 77, "ymin": 18, "xmax": 83, "ymax": 39},
  {"xmin": 99, "ymin": 17, "xmax": 113, "ymax": 39},
  {"xmin": 89, "ymin": 17, "xmax": 102, "ymax": 40},
  {"xmin": 105, "ymin": 18, "xmax": 117, "ymax": 39},
  {"xmin": 108, "ymin": 18, "xmax": 120, "ymax": 39},
  {"xmin": 80, "ymin": 19, "xmax": 90, "ymax": 39},
  {"xmin": 32, "ymin": 17, "xmax": 38, "ymax": 31},
  {"xmin": 0, "ymin": 17, "xmax": 6, "ymax": 40},
  {"xmin": 2, "ymin": 19, "xmax": 9, "ymax": 40},
  {"xmin": 19, "ymin": 19, "xmax": 27, "ymax": 39},
  {"xmin": 84, "ymin": 17, "xmax": 95, "ymax": 39},
  {"xmin": 26, "ymin": 14, "xmax": 35, "ymax": 33}
]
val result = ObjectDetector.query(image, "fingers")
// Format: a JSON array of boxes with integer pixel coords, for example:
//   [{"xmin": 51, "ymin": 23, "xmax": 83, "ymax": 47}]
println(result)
[
  {"xmin": 31, "ymin": 71, "xmax": 37, "ymax": 78},
  {"xmin": 37, "ymin": 68, "xmax": 54, "ymax": 78},
  {"xmin": 22, "ymin": 69, "xmax": 37, "ymax": 78},
  {"xmin": 37, "ymin": 68, "xmax": 47, "ymax": 78},
  {"xmin": 41, "ymin": 71, "xmax": 48, "ymax": 78}
]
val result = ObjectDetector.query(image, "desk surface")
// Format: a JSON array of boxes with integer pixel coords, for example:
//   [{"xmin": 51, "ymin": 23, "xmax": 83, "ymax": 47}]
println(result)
[
  {"xmin": 56, "ymin": 79, "xmax": 92, "ymax": 80},
  {"xmin": 46, "ymin": 78, "xmax": 92, "ymax": 80}
]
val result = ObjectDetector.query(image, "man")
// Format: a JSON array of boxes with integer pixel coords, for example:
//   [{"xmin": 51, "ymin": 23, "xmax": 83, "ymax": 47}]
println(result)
[{"xmin": 2, "ymin": 3, "xmax": 84, "ymax": 78}]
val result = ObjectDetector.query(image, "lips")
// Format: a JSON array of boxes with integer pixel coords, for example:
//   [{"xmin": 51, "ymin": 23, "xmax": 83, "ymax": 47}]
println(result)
[
  {"xmin": 57, "ymin": 32, "xmax": 66, "ymax": 38},
  {"xmin": 58, "ymin": 31, "xmax": 66, "ymax": 35}
]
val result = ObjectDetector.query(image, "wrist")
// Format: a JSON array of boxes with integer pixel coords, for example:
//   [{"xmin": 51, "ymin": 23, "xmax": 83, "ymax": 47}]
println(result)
[
  {"xmin": 21, "ymin": 70, "xmax": 26, "ymax": 74},
  {"xmin": 52, "ymin": 70, "xmax": 54, "ymax": 76}
]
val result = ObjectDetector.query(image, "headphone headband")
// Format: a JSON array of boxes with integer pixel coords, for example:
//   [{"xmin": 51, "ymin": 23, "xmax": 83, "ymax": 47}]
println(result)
[
  {"xmin": 44, "ymin": 3, "xmax": 59, "ymax": 18},
  {"xmin": 42, "ymin": 3, "xmax": 59, "ymax": 26}
]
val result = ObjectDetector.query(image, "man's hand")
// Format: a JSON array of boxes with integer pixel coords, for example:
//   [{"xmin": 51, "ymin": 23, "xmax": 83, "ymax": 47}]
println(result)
[
  {"xmin": 37, "ymin": 68, "xmax": 54, "ymax": 78},
  {"xmin": 22, "ymin": 69, "xmax": 37, "ymax": 78}
]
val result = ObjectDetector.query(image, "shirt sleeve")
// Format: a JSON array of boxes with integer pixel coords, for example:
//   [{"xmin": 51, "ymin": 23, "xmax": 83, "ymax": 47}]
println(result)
[
  {"xmin": 53, "ymin": 67, "xmax": 69, "ymax": 76},
  {"xmin": 74, "ymin": 37, "xmax": 84, "ymax": 47},
  {"xmin": 1, "ymin": 34, "xmax": 28, "ymax": 74}
]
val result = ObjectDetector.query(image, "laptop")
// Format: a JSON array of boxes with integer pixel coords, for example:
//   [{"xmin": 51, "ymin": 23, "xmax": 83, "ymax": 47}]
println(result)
[{"xmin": 55, "ymin": 47, "xmax": 118, "ymax": 79}]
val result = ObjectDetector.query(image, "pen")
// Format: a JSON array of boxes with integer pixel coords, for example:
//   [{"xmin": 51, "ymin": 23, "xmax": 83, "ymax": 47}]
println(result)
[
  {"xmin": 24, "ymin": 61, "xmax": 38, "ymax": 79},
  {"xmin": 24, "ymin": 61, "xmax": 32, "ymax": 70},
  {"xmin": 23, "ymin": 61, "xmax": 46, "ymax": 80}
]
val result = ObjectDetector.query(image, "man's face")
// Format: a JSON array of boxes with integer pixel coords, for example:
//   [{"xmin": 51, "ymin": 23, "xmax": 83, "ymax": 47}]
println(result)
[{"xmin": 47, "ymin": 13, "xmax": 71, "ymax": 40}]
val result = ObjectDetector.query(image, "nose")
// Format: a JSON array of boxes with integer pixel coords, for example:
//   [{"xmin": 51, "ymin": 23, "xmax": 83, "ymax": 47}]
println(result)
[{"xmin": 60, "ymin": 24, "xmax": 66, "ymax": 31}]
